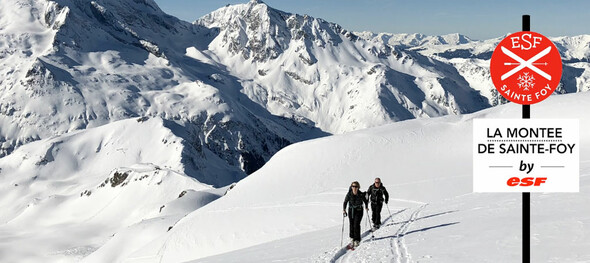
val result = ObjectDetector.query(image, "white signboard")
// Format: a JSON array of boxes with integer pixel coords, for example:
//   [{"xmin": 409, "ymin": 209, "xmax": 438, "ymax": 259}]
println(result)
[{"xmin": 473, "ymin": 119, "xmax": 579, "ymax": 192}]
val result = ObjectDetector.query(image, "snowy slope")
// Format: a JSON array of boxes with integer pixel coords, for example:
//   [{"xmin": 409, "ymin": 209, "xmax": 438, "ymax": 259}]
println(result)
[
  {"xmin": 114, "ymin": 92, "xmax": 589, "ymax": 262},
  {"xmin": 195, "ymin": 182, "xmax": 590, "ymax": 263},
  {"xmin": 0, "ymin": 117, "xmax": 234, "ymax": 262}
]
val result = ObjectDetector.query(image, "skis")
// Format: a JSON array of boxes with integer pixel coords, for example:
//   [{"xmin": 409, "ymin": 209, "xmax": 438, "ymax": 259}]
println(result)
[
  {"xmin": 347, "ymin": 240, "xmax": 360, "ymax": 250},
  {"xmin": 346, "ymin": 224, "xmax": 382, "ymax": 251},
  {"xmin": 346, "ymin": 243, "xmax": 355, "ymax": 251},
  {"xmin": 371, "ymin": 224, "xmax": 381, "ymax": 232},
  {"xmin": 346, "ymin": 242, "xmax": 360, "ymax": 250},
  {"xmin": 369, "ymin": 224, "xmax": 381, "ymax": 239}
]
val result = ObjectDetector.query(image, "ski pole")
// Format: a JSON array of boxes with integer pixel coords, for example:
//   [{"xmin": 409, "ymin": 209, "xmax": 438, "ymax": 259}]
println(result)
[
  {"xmin": 341, "ymin": 213, "xmax": 345, "ymax": 247},
  {"xmin": 366, "ymin": 209, "xmax": 374, "ymax": 239},
  {"xmin": 385, "ymin": 203, "xmax": 394, "ymax": 225},
  {"xmin": 365, "ymin": 208, "xmax": 370, "ymax": 229}
]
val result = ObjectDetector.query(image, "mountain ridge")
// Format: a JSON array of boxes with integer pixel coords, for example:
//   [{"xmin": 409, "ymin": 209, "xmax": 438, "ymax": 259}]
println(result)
[
  {"xmin": 193, "ymin": 0, "xmax": 499, "ymax": 134},
  {"xmin": 1, "ymin": 0, "xmax": 590, "ymax": 262},
  {"xmin": 1, "ymin": 0, "xmax": 588, "ymax": 188},
  {"xmin": 1, "ymin": 0, "xmax": 328, "ymax": 181}
]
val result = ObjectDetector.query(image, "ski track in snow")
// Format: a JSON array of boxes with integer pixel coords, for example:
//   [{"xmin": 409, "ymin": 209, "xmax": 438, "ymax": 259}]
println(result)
[
  {"xmin": 331, "ymin": 205, "xmax": 427, "ymax": 263},
  {"xmin": 390, "ymin": 204, "xmax": 427, "ymax": 263}
]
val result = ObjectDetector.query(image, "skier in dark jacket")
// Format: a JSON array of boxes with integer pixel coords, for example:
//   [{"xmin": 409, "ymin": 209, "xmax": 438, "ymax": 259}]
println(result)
[
  {"xmin": 367, "ymin": 177, "xmax": 389, "ymax": 228},
  {"xmin": 343, "ymin": 181, "xmax": 368, "ymax": 247}
]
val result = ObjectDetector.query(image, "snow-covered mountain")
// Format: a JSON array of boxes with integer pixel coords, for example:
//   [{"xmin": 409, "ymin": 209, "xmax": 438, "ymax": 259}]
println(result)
[
  {"xmin": 0, "ymin": 117, "xmax": 229, "ymax": 262},
  {"xmin": 194, "ymin": 0, "xmax": 492, "ymax": 133},
  {"xmin": 2, "ymin": 0, "xmax": 588, "ymax": 177},
  {"xmin": 355, "ymin": 32, "xmax": 473, "ymax": 47},
  {"xmin": 354, "ymin": 32, "xmax": 590, "ymax": 106},
  {"xmin": 1, "ymin": 0, "xmax": 590, "ymax": 262},
  {"xmin": 0, "ymin": 0, "xmax": 327, "ymax": 183},
  {"xmin": 193, "ymin": 0, "xmax": 590, "ymax": 133}
]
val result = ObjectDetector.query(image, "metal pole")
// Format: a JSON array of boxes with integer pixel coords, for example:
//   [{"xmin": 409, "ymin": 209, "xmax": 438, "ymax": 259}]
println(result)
[
  {"xmin": 341, "ymin": 214, "xmax": 345, "ymax": 247},
  {"xmin": 386, "ymin": 203, "xmax": 393, "ymax": 222},
  {"xmin": 366, "ymin": 209, "xmax": 374, "ymax": 239},
  {"xmin": 522, "ymin": 14, "xmax": 531, "ymax": 263}
]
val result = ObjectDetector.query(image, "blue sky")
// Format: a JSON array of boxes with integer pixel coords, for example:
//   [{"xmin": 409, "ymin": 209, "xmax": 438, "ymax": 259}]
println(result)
[{"xmin": 154, "ymin": 0, "xmax": 590, "ymax": 40}]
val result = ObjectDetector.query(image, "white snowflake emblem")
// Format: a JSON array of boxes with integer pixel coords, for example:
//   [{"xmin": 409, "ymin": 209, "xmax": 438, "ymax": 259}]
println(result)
[{"xmin": 517, "ymin": 72, "xmax": 535, "ymax": 91}]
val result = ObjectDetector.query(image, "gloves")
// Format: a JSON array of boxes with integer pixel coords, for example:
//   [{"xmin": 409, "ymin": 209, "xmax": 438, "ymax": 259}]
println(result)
[{"xmin": 343, "ymin": 210, "xmax": 347, "ymax": 217}]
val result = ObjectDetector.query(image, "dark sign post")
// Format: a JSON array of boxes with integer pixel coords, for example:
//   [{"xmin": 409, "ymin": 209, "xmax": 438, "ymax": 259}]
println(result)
[{"xmin": 522, "ymin": 15, "xmax": 531, "ymax": 263}]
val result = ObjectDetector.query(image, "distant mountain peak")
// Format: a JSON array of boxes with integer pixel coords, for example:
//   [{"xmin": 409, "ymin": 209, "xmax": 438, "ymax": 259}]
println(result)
[
  {"xmin": 196, "ymin": 0, "xmax": 358, "ymax": 62},
  {"xmin": 355, "ymin": 31, "xmax": 473, "ymax": 47}
]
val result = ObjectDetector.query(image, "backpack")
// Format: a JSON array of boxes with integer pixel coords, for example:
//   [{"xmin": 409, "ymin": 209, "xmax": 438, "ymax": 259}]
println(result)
[{"xmin": 369, "ymin": 185, "xmax": 385, "ymax": 202}]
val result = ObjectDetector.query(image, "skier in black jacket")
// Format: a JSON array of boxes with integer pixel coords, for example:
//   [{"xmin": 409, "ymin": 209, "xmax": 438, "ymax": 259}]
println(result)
[
  {"xmin": 367, "ymin": 177, "xmax": 389, "ymax": 228},
  {"xmin": 343, "ymin": 181, "xmax": 368, "ymax": 247}
]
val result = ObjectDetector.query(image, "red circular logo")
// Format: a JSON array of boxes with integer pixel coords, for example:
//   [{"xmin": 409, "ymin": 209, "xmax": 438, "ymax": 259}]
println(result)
[{"xmin": 490, "ymin": 31, "xmax": 562, "ymax": 105}]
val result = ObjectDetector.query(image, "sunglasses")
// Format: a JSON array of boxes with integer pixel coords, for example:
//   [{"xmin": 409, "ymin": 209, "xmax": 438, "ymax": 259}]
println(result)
[{"xmin": 351, "ymin": 185, "xmax": 359, "ymax": 188}]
